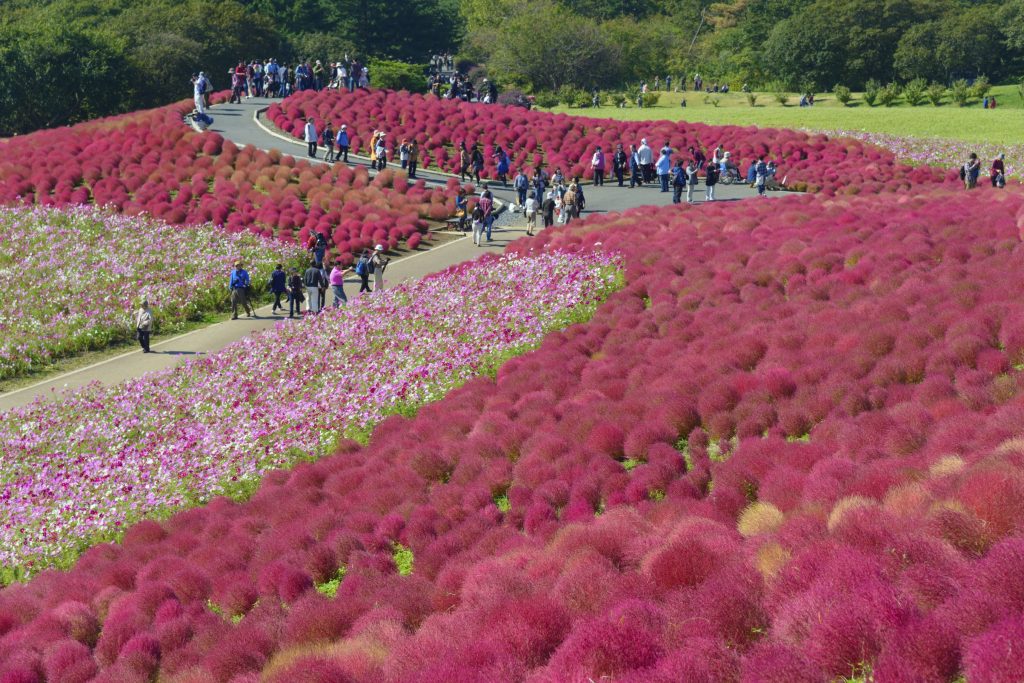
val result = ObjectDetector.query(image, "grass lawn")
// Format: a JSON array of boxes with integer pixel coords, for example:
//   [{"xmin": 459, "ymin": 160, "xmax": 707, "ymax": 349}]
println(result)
[{"xmin": 543, "ymin": 84, "xmax": 1023, "ymax": 144}]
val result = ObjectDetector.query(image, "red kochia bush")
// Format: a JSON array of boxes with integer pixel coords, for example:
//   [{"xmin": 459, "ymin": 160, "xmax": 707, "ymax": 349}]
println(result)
[
  {"xmin": 3, "ymin": 189, "xmax": 1024, "ymax": 681},
  {"xmin": 0, "ymin": 98, "xmax": 447, "ymax": 260},
  {"xmin": 267, "ymin": 88, "xmax": 954, "ymax": 194}
]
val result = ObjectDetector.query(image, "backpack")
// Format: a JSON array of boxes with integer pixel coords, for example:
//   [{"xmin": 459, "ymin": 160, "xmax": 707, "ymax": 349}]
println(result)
[
  {"xmin": 355, "ymin": 258, "xmax": 368, "ymax": 276},
  {"xmin": 315, "ymin": 232, "xmax": 327, "ymax": 249}
]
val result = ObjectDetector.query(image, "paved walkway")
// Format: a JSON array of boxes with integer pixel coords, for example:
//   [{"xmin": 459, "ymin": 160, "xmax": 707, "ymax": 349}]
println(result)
[{"xmin": 0, "ymin": 97, "xmax": 761, "ymax": 412}]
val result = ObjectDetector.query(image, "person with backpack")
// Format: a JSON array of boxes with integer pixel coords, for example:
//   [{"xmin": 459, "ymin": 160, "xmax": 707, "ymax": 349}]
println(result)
[
  {"xmin": 371, "ymin": 244, "xmax": 390, "ymax": 291},
  {"xmin": 322, "ymin": 123, "xmax": 336, "ymax": 162},
  {"xmin": 513, "ymin": 169, "xmax": 529, "ymax": 209},
  {"xmin": 270, "ymin": 263, "xmax": 287, "ymax": 314},
  {"xmin": 229, "ymin": 261, "xmax": 255, "ymax": 319},
  {"xmin": 336, "ymin": 125, "xmax": 350, "ymax": 163},
  {"xmin": 755, "ymin": 156, "xmax": 769, "ymax": 197},
  {"xmin": 304, "ymin": 118, "xmax": 318, "ymax": 159},
  {"xmin": 671, "ymin": 159, "xmax": 686, "ymax": 204},
  {"xmin": 705, "ymin": 163, "xmax": 719, "ymax": 202},
  {"xmin": 355, "ymin": 249, "xmax": 372, "ymax": 292},
  {"xmin": 471, "ymin": 205, "xmax": 485, "ymax": 246},
  {"xmin": 307, "ymin": 230, "xmax": 327, "ymax": 266},
  {"xmin": 613, "ymin": 144, "xmax": 628, "ymax": 186},
  {"xmin": 288, "ymin": 268, "xmax": 304, "ymax": 317},
  {"xmin": 303, "ymin": 260, "xmax": 326, "ymax": 313}
]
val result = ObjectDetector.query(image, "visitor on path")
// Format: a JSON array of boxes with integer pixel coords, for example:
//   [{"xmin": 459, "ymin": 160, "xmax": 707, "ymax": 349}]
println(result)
[
  {"xmin": 370, "ymin": 130, "xmax": 381, "ymax": 168},
  {"xmin": 686, "ymin": 160, "xmax": 699, "ymax": 203},
  {"xmin": 135, "ymin": 300, "xmax": 153, "ymax": 353},
  {"xmin": 574, "ymin": 179, "xmax": 586, "ymax": 214},
  {"xmin": 329, "ymin": 262, "xmax": 348, "ymax": 307},
  {"xmin": 671, "ymin": 159, "xmax": 685, "ymax": 204},
  {"xmin": 513, "ymin": 169, "xmax": 529, "ymax": 209},
  {"xmin": 690, "ymin": 146, "xmax": 707, "ymax": 171},
  {"xmin": 307, "ymin": 230, "xmax": 327, "ymax": 267},
  {"xmin": 229, "ymin": 261, "xmax": 255, "ymax": 319},
  {"xmin": 371, "ymin": 245, "xmax": 390, "ymax": 291},
  {"xmin": 270, "ymin": 263, "xmax": 287, "ymax": 313},
  {"xmin": 303, "ymin": 260, "xmax": 326, "ymax": 313},
  {"xmin": 304, "ymin": 118, "xmax": 318, "ymax": 159},
  {"xmin": 656, "ymin": 149, "xmax": 672, "ymax": 193},
  {"xmin": 755, "ymin": 156, "xmax": 769, "ymax": 197},
  {"xmin": 471, "ymin": 145, "xmax": 485, "ymax": 183},
  {"xmin": 322, "ymin": 123, "xmax": 336, "ymax": 162},
  {"xmin": 562, "ymin": 183, "xmax": 578, "ymax": 224},
  {"xmin": 471, "ymin": 205, "xmax": 485, "ymax": 246},
  {"xmin": 336, "ymin": 125, "xmax": 350, "ymax": 162},
  {"xmin": 591, "ymin": 147, "xmax": 606, "ymax": 186},
  {"xmin": 705, "ymin": 163, "xmax": 719, "ymax": 201},
  {"xmin": 399, "ymin": 139, "xmax": 411, "ymax": 170},
  {"xmin": 459, "ymin": 143, "xmax": 471, "ymax": 181},
  {"xmin": 455, "ymin": 188, "xmax": 469, "ymax": 231},
  {"xmin": 355, "ymin": 250, "xmax": 372, "ymax": 292},
  {"xmin": 288, "ymin": 268, "xmax": 304, "ymax": 317},
  {"xmin": 637, "ymin": 139, "xmax": 654, "ymax": 184},
  {"xmin": 613, "ymin": 144, "xmax": 628, "ymax": 186},
  {"xmin": 629, "ymin": 144, "xmax": 642, "ymax": 187},
  {"xmin": 532, "ymin": 167, "xmax": 548, "ymax": 203},
  {"xmin": 192, "ymin": 72, "xmax": 209, "ymax": 114},
  {"xmin": 495, "ymin": 147, "xmax": 510, "ymax": 187},
  {"xmin": 541, "ymin": 191, "xmax": 556, "ymax": 229},
  {"xmin": 374, "ymin": 133, "xmax": 388, "ymax": 170},
  {"xmin": 479, "ymin": 187, "xmax": 495, "ymax": 241},
  {"xmin": 408, "ymin": 140, "xmax": 420, "ymax": 178},
  {"xmin": 712, "ymin": 145, "xmax": 726, "ymax": 168},
  {"xmin": 991, "ymin": 153, "xmax": 1006, "ymax": 188},
  {"xmin": 318, "ymin": 261, "xmax": 329, "ymax": 310},
  {"xmin": 961, "ymin": 153, "xmax": 981, "ymax": 190},
  {"xmin": 525, "ymin": 191, "xmax": 539, "ymax": 235}
]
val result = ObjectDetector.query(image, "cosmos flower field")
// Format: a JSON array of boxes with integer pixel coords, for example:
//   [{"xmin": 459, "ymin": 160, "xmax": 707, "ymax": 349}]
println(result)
[
  {"xmin": 0, "ymin": 87, "xmax": 1021, "ymax": 682},
  {"xmin": 0, "ymin": 205, "xmax": 305, "ymax": 379}
]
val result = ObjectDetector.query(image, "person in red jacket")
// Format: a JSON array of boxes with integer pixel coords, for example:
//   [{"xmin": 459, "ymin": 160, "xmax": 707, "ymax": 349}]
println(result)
[{"xmin": 991, "ymin": 153, "xmax": 1006, "ymax": 188}]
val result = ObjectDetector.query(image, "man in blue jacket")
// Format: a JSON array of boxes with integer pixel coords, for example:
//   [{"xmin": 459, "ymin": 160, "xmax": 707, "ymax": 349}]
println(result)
[
  {"xmin": 336, "ymin": 125, "xmax": 350, "ymax": 162},
  {"xmin": 229, "ymin": 261, "xmax": 255, "ymax": 319}
]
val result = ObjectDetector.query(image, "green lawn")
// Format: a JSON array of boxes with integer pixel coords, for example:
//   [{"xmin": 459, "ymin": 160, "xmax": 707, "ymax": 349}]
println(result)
[{"xmin": 543, "ymin": 85, "xmax": 1023, "ymax": 144}]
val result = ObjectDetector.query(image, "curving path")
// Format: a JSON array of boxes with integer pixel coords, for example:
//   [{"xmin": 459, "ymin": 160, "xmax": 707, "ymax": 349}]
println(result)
[{"xmin": 0, "ymin": 96, "xmax": 761, "ymax": 412}]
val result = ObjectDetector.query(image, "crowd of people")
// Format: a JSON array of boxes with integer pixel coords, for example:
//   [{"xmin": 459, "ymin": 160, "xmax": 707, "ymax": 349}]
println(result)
[{"xmin": 222, "ymin": 56, "xmax": 372, "ymax": 105}]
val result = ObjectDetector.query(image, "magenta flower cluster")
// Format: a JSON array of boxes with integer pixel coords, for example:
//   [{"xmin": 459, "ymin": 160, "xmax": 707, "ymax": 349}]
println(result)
[
  {"xmin": 266, "ymin": 88, "xmax": 955, "ymax": 194},
  {"xmin": 0, "ymin": 250, "xmax": 620, "ymax": 579},
  {"xmin": 0, "ymin": 97, "xmax": 453, "ymax": 264},
  {"xmin": 0, "ymin": 205, "xmax": 305, "ymax": 379},
  {"xmin": 2, "ymin": 186, "xmax": 1024, "ymax": 681}
]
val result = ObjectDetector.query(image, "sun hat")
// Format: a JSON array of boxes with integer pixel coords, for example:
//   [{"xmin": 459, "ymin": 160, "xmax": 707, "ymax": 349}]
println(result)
[
  {"xmin": 234, "ymin": 260, "xmax": 242, "ymax": 266},
  {"xmin": 340, "ymin": 124, "xmax": 347, "ymax": 129},
  {"xmin": 375, "ymin": 244, "xmax": 384, "ymax": 251}
]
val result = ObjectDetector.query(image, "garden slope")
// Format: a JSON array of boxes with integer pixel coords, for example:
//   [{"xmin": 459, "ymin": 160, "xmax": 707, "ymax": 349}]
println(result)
[
  {"xmin": 268, "ymin": 88, "xmax": 956, "ymax": 194},
  {"xmin": 3, "ymin": 190, "xmax": 1024, "ymax": 681}
]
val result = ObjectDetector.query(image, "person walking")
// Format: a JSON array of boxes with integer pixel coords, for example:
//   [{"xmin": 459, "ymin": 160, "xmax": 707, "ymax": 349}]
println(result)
[
  {"xmin": 374, "ymin": 133, "xmax": 388, "ymax": 171},
  {"xmin": 591, "ymin": 146, "xmax": 606, "ymax": 186},
  {"xmin": 562, "ymin": 183, "xmax": 577, "ymax": 224},
  {"xmin": 355, "ymin": 249, "xmax": 373, "ymax": 292},
  {"xmin": 541, "ymin": 191, "xmax": 556, "ymax": 229},
  {"xmin": 229, "ymin": 261, "xmax": 255, "ymax": 319},
  {"xmin": 408, "ymin": 140, "xmax": 420, "ymax": 178},
  {"xmin": 135, "ymin": 299, "xmax": 153, "ymax": 353},
  {"xmin": 304, "ymin": 118, "xmax": 318, "ymax": 158},
  {"xmin": 656, "ymin": 149, "xmax": 672, "ymax": 193},
  {"xmin": 755, "ymin": 156, "xmax": 769, "ymax": 197},
  {"xmin": 637, "ymin": 139, "xmax": 654, "ymax": 184},
  {"xmin": 479, "ymin": 187, "xmax": 495, "ymax": 242},
  {"xmin": 336, "ymin": 125, "xmax": 350, "ymax": 163},
  {"xmin": 495, "ymin": 147, "xmax": 510, "ymax": 187},
  {"xmin": 471, "ymin": 145, "xmax": 485, "ymax": 183},
  {"xmin": 307, "ymin": 229, "xmax": 328, "ymax": 267},
  {"xmin": 288, "ymin": 268, "xmax": 304, "ymax": 317},
  {"xmin": 399, "ymin": 139, "xmax": 411, "ymax": 170},
  {"xmin": 671, "ymin": 159, "xmax": 685, "ymax": 204},
  {"xmin": 613, "ymin": 144, "xmax": 628, "ymax": 186},
  {"xmin": 322, "ymin": 123, "xmax": 335, "ymax": 162},
  {"xmin": 371, "ymin": 244, "xmax": 390, "ymax": 291},
  {"xmin": 270, "ymin": 263, "xmax": 287, "ymax": 313},
  {"xmin": 524, "ymin": 191, "xmax": 539, "ymax": 236},
  {"xmin": 513, "ymin": 169, "xmax": 529, "ymax": 209},
  {"xmin": 686, "ymin": 160, "xmax": 699, "ymax": 203},
  {"xmin": 629, "ymin": 144, "xmax": 642, "ymax": 187},
  {"xmin": 318, "ymin": 260, "xmax": 329, "ymax": 310},
  {"xmin": 459, "ymin": 143, "xmax": 471, "ymax": 182},
  {"xmin": 303, "ymin": 260, "xmax": 326, "ymax": 313},
  {"xmin": 705, "ymin": 163, "xmax": 719, "ymax": 201},
  {"xmin": 329, "ymin": 261, "xmax": 348, "ymax": 307}
]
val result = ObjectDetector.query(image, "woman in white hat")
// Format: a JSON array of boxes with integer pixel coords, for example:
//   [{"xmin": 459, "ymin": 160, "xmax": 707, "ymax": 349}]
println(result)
[{"xmin": 371, "ymin": 244, "xmax": 390, "ymax": 291}]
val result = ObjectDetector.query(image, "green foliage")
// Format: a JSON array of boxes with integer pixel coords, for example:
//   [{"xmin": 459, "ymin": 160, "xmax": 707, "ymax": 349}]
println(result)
[
  {"xmin": 832, "ymin": 84, "xmax": 852, "ymax": 106},
  {"xmin": 621, "ymin": 458, "xmax": 642, "ymax": 471},
  {"xmin": 533, "ymin": 91, "xmax": 560, "ymax": 108},
  {"xmin": 902, "ymin": 78, "xmax": 927, "ymax": 106},
  {"xmin": 970, "ymin": 75, "xmax": 992, "ymax": 100},
  {"xmin": 768, "ymin": 82, "xmax": 788, "ymax": 105},
  {"xmin": 369, "ymin": 59, "xmax": 428, "ymax": 93},
  {"xmin": 392, "ymin": 542, "xmax": 414, "ymax": 576},
  {"xmin": 493, "ymin": 493, "xmax": 510, "ymax": 512},
  {"xmin": 950, "ymin": 78, "xmax": 972, "ymax": 106},
  {"xmin": 641, "ymin": 92, "xmax": 660, "ymax": 108},
  {"xmin": 558, "ymin": 84, "xmax": 590, "ymax": 107},
  {"xmin": 747, "ymin": 92, "xmax": 759, "ymax": 107},
  {"xmin": 315, "ymin": 566, "xmax": 347, "ymax": 598},
  {"xmin": 863, "ymin": 79, "xmax": 881, "ymax": 106},
  {"xmin": 877, "ymin": 82, "xmax": 901, "ymax": 107},
  {"xmin": 926, "ymin": 82, "xmax": 946, "ymax": 106}
]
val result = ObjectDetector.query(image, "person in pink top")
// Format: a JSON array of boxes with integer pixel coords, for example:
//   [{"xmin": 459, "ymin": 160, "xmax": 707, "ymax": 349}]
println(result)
[
  {"xmin": 329, "ymin": 261, "xmax": 349, "ymax": 307},
  {"xmin": 591, "ymin": 146, "xmax": 606, "ymax": 186}
]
